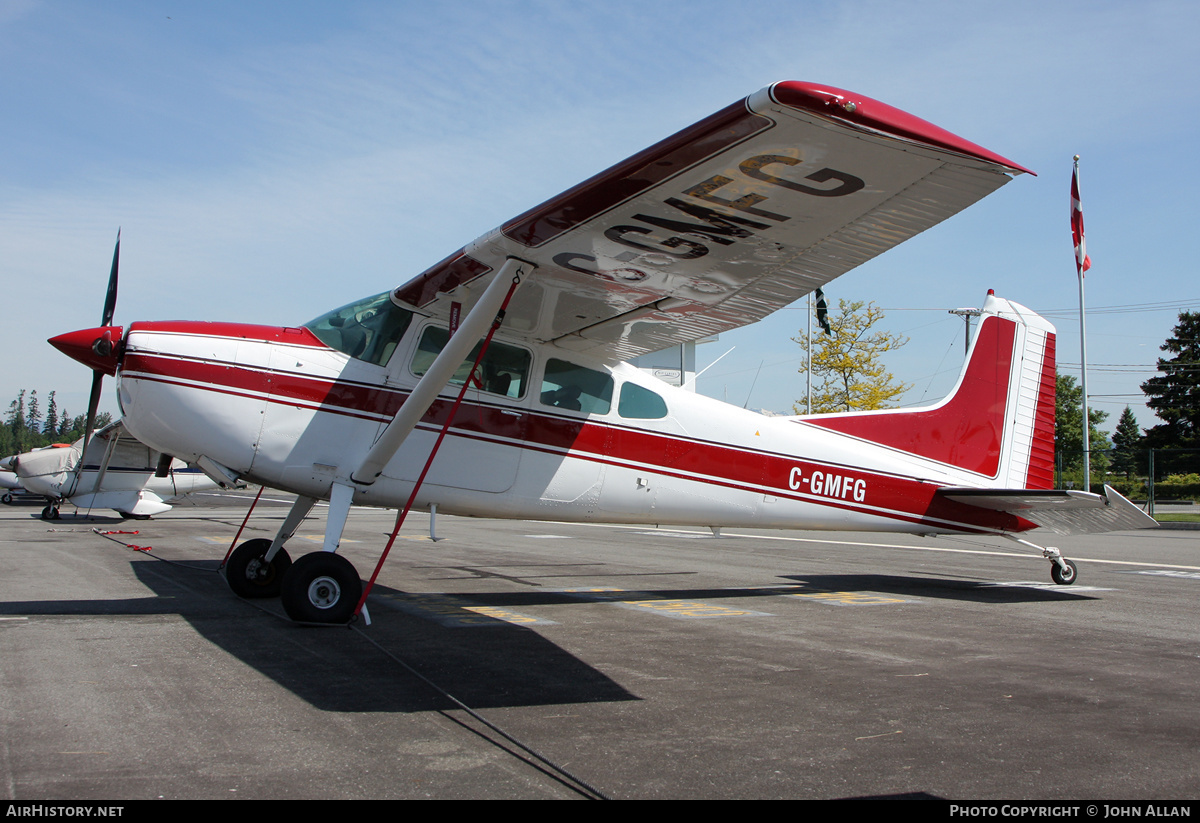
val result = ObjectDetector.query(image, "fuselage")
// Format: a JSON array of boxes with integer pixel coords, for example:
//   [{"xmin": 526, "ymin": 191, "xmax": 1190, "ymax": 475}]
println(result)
[{"xmin": 108, "ymin": 293, "xmax": 1032, "ymax": 537}]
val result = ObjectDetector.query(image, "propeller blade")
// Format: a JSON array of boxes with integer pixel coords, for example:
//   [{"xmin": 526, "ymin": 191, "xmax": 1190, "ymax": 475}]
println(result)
[
  {"xmin": 83, "ymin": 369, "xmax": 104, "ymax": 449},
  {"xmin": 101, "ymin": 229, "xmax": 120, "ymax": 327}
]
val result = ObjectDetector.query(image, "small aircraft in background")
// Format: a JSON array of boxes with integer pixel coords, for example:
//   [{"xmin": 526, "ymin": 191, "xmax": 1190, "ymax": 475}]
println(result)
[
  {"xmin": 2, "ymin": 418, "xmax": 218, "ymax": 520},
  {"xmin": 1, "ymin": 466, "xmax": 26, "ymax": 504},
  {"xmin": 50, "ymin": 81, "xmax": 1155, "ymax": 624}
]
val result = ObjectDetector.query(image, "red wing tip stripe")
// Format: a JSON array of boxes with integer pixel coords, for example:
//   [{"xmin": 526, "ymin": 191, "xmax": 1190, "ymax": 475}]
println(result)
[{"xmin": 768, "ymin": 81, "xmax": 1034, "ymax": 176}]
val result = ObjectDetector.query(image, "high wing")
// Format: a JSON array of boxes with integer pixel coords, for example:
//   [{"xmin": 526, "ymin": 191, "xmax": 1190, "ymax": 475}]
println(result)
[{"xmin": 390, "ymin": 81, "xmax": 1033, "ymax": 363}]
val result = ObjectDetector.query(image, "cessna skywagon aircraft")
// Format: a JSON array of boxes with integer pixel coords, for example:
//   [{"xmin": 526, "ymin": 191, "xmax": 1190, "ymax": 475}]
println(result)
[
  {"xmin": 3, "ymin": 419, "xmax": 218, "ymax": 520},
  {"xmin": 50, "ymin": 81, "xmax": 1154, "ymax": 624}
]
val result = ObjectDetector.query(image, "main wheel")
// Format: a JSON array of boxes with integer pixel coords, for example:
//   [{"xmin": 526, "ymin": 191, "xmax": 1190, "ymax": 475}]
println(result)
[
  {"xmin": 1050, "ymin": 558, "xmax": 1078, "ymax": 585},
  {"xmin": 280, "ymin": 552, "xmax": 362, "ymax": 624},
  {"xmin": 225, "ymin": 538, "xmax": 292, "ymax": 598},
  {"xmin": 2, "ymin": 493, "xmax": 12, "ymax": 505}
]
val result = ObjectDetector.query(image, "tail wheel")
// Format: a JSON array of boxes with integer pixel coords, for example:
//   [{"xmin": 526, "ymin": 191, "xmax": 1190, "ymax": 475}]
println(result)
[
  {"xmin": 226, "ymin": 538, "xmax": 292, "ymax": 598},
  {"xmin": 1050, "ymin": 558, "xmax": 1078, "ymax": 585},
  {"xmin": 281, "ymin": 552, "xmax": 362, "ymax": 624}
]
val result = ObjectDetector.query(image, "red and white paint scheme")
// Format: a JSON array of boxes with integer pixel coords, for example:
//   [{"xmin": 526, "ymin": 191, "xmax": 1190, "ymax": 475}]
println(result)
[{"xmin": 50, "ymin": 81, "xmax": 1153, "ymax": 623}]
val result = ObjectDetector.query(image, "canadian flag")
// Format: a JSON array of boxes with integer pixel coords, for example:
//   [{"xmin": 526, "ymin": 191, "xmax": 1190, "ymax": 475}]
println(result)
[{"xmin": 1071, "ymin": 162, "xmax": 1092, "ymax": 276}]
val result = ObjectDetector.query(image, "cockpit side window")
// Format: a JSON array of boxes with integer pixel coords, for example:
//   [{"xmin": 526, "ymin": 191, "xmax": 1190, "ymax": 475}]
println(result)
[
  {"xmin": 303, "ymin": 293, "xmax": 414, "ymax": 366},
  {"xmin": 409, "ymin": 326, "xmax": 531, "ymax": 399}
]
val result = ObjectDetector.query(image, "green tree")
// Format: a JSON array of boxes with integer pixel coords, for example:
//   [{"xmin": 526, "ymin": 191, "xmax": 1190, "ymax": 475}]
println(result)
[
  {"xmin": 1109, "ymin": 406, "xmax": 1142, "ymax": 479},
  {"xmin": 1141, "ymin": 311, "xmax": 1200, "ymax": 475},
  {"xmin": 6, "ymin": 390, "xmax": 28, "ymax": 454},
  {"xmin": 24, "ymin": 390, "xmax": 40, "ymax": 443},
  {"xmin": 1055, "ymin": 373, "xmax": 1110, "ymax": 484},
  {"xmin": 42, "ymin": 391, "xmax": 58, "ymax": 438},
  {"xmin": 793, "ymin": 299, "xmax": 910, "ymax": 414}
]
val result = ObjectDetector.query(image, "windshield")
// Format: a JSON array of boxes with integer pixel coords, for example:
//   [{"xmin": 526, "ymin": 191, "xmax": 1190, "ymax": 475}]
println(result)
[{"xmin": 303, "ymin": 292, "xmax": 414, "ymax": 366}]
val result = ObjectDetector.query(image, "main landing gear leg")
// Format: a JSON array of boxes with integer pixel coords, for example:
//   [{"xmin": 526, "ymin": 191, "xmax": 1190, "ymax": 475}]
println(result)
[
  {"xmin": 225, "ymin": 495, "xmax": 316, "ymax": 599},
  {"xmin": 1005, "ymin": 535, "xmax": 1078, "ymax": 585},
  {"xmin": 280, "ymin": 483, "xmax": 364, "ymax": 625}
]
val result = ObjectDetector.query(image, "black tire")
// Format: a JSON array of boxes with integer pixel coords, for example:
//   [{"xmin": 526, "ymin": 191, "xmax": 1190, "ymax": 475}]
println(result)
[
  {"xmin": 281, "ymin": 552, "xmax": 362, "ymax": 624},
  {"xmin": 226, "ymin": 538, "xmax": 293, "ymax": 599},
  {"xmin": 40, "ymin": 505, "xmax": 59, "ymax": 521},
  {"xmin": 2, "ymin": 493, "xmax": 12, "ymax": 505},
  {"xmin": 1050, "ymin": 558, "xmax": 1078, "ymax": 585}
]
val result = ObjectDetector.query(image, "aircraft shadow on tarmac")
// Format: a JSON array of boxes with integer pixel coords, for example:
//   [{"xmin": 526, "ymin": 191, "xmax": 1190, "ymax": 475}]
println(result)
[
  {"xmin": 434, "ymin": 574, "xmax": 1100, "ymax": 609},
  {"xmin": 778, "ymin": 573, "xmax": 1102, "ymax": 603},
  {"xmin": 0, "ymin": 556, "xmax": 639, "ymax": 714}
]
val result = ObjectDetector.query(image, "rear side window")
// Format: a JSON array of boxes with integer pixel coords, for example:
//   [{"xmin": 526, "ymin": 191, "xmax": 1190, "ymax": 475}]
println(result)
[
  {"xmin": 540, "ymin": 359, "xmax": 613, "ymax": 415},
  {"xmin": 618, "ymin": 382, "xmax": 668, "ymax": 419}
]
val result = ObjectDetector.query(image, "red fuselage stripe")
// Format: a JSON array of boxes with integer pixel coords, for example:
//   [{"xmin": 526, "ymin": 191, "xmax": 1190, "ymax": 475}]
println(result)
[{"xmin": 121, "ymin": 347, "xmax": 1026, "ymax": 533}]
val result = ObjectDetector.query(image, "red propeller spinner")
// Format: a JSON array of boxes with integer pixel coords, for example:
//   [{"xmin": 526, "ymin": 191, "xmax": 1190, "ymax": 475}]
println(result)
[{"xmin": 48, "ymin": 325, "xmax": 124, "ymax": 375}]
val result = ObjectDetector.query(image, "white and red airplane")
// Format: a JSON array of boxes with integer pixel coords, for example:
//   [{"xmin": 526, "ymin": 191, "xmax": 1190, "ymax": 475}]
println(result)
[
  {"xmin": 2, "ymin": 419, "xmax": 218, "ymax": 520},
  {"xmin": 49, "ymin": 81, "xmax": 1153, "ymax": 624}
]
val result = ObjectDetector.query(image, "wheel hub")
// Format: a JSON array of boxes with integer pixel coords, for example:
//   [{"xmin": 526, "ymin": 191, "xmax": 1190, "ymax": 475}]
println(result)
[
  {"xmin": 307, "ymin": 575, "xmax": 342, "ymax": 609},
  {"xmin": 246, "ymin": 557, "xmax": 271, "ymax": 582}
]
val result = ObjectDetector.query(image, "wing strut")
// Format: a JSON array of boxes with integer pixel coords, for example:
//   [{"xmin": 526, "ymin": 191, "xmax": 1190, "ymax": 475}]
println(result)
[
  {"xmin": 352, "ymin": 256, "xmax": 534, "ymax": 486},
  {"xmin": 353, "ymin": 261, "xmax": 528, "ymax": 620},
  {"xmin": 318, "ymin": 256, "xmax": 533, "ymax": 556}
]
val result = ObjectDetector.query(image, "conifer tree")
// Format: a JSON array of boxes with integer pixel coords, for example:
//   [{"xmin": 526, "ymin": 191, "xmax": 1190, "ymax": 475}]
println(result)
[
  {"xmin": 1110, "ymin": 406, "xmax": 1142, "ymax": 479},
  {"xmin": 43, "ymin": 391, "xmax": 58, "ymax": 438},
  {"xmin": 1141, "ymin": 311, "xmax": 1200, "ymax": 474},
  {"xmin": 25, "ymin": 390, "xmax": 40, "ymax": 437}
]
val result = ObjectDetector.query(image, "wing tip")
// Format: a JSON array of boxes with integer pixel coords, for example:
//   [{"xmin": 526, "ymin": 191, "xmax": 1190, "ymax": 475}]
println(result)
[{"xmin": 762, "ymin": 81, "xmax": 1036, "ymax": 177}]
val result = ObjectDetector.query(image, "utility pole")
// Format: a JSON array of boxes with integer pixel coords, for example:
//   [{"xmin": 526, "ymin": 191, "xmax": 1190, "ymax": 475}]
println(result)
[{"xmin": 948, "ymin": 307, "xmax": 982, "ymax": 355}]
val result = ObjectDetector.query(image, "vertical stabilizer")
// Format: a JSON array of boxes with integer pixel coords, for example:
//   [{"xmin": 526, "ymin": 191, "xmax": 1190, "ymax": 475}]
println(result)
[{"xmin": 799, "ymin": 292, "xmax": 1057, "ymax": 489}]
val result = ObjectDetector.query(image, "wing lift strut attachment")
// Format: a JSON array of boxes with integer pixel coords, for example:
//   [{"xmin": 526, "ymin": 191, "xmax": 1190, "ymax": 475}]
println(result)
[{"xmin": 225, "ymin": 257, "xmax": 531, "ymax": 624}]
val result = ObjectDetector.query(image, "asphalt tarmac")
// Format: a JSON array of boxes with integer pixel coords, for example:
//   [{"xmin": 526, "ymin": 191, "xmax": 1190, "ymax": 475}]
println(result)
[{"xmin": 1, "ymin": 490, "xmax": 1197, "ymax": 800}]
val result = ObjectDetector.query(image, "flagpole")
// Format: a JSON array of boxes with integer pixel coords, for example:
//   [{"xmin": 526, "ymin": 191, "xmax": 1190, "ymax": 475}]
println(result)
[
  {"xmin": 1073, "ymin": 154, "xmax": 1091, "ymax": 490},
  {"xmin": 806, "ymin": 292, "xmax": 812, "ymax": 414}
]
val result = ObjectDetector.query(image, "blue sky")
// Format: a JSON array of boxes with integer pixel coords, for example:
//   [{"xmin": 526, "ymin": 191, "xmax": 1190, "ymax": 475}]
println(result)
[{"xmin": 3, "ymin": 0, "xmax": 1197, "ymax": 436}]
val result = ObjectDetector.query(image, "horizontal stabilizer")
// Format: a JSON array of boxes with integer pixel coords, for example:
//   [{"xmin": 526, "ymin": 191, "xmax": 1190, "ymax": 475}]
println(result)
[{"xmin": 937, "ymin": 484, "xmax": 1158, "ymax": 535}]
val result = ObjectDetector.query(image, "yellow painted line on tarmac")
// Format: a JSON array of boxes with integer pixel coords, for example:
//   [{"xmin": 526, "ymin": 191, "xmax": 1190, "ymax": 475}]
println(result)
[
  {"xmin": 381, "ymin": 592, "xmax": 554, "ymax": 627},
  {"xmin": 786, "ymin": 590, "xmax": 909, "ymax": 606},
  {"xmin": 560, "ymin": 587, "xmax": 770, "ymax": 618}
]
